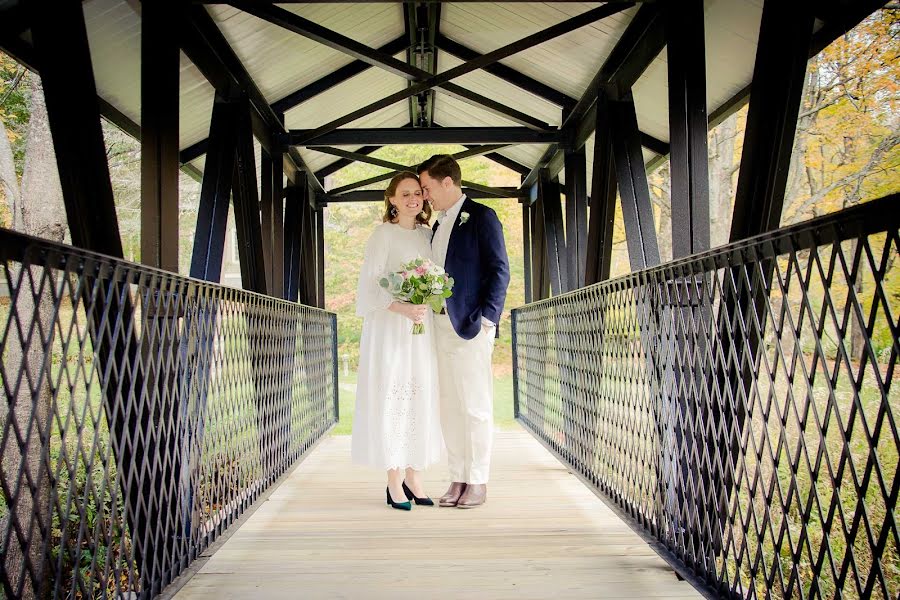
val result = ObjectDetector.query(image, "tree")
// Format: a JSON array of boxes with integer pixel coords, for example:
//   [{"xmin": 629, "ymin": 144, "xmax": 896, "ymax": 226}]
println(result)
[{"xmin": 0, "ymin": 75, "xmax": 65, "ymax": 600}]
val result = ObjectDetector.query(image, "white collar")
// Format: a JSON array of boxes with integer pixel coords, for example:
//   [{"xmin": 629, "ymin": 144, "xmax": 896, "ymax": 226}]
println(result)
[{"xmin": 438, "ymin": 194, "xmax": 466, "ymax": 224}]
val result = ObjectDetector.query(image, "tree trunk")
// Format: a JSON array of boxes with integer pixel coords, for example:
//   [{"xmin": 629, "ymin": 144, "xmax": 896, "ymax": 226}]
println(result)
[
  {"xmin": 0, "ymin": 118, "xmax": 19, "ymax": 229},
  {"xmin": 1, "ymin": 76, "xmax": 65, "ymax": 599},
  {"xmin": 707, "ymin": 112, "xmax": 738, "ymax": 248}
]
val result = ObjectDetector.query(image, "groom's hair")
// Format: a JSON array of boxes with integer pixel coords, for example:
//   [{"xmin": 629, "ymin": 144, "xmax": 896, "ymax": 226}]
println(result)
[{"xmin": 418, "ymin": 154, "xmax": 462, "ymax": 187}]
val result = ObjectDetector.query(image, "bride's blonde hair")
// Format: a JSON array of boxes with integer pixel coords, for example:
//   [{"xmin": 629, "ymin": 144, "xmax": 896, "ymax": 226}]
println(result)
[{"xmin": 383, "ymin": 172, "xmax": 432, "ymax": 226}]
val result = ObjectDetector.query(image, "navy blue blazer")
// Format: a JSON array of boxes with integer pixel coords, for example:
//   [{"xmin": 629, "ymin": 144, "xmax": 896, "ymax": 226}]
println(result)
[{"xmin": 437, "ymin": 197, "xmax": 510, "ymax": 340}]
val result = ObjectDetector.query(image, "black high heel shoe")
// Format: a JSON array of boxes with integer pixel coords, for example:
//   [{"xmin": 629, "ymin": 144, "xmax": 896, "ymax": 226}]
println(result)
[
  {"xmin": 402, "ymin": 481, "xmax": 435, "ymax": 506},
  {"xmin": 386, "ymin": 487, "xmax": 412, "ymax": 511}
]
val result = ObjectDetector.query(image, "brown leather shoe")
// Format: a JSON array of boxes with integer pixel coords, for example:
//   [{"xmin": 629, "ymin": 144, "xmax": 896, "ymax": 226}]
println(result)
[
  {"xmin": 439, "ymin": 482, "xmax": 467, "ymax": 507},
  {"xmin": 456, "ymin": 483, "xmax": 486, "ymax": 508}
]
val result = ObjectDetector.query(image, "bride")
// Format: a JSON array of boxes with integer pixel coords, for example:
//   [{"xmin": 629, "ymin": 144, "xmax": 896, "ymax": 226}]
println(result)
[{"xmin": 351, "ymin": 171, "xmax": 443, "ymax": 510}]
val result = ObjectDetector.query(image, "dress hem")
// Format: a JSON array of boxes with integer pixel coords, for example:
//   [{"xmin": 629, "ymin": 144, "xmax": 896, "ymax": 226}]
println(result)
[{"xmin": 351, "ymin": 458, "xmax": 443, "ymax": 472}]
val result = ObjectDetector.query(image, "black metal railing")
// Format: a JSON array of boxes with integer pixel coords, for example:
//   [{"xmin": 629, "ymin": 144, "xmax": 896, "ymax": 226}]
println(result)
[
  {"xmin": 0, "ymin": 227, "xmax": 338, "ymax": 599},
  {"xmin": 512, "ymin": 194, "xmax": 898, "ymax": 599}
]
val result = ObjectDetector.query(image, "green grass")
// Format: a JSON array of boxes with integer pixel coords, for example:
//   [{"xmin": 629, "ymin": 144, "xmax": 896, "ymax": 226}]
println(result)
[{"xmin": 332, "ymin": 371, "xmax": 518, "ymax": 436}]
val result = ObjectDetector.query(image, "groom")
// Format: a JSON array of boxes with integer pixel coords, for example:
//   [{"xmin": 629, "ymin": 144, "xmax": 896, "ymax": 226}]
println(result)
[{"xmin": 418, "ymin": 155, "xmax": 510, "ymax": 509}]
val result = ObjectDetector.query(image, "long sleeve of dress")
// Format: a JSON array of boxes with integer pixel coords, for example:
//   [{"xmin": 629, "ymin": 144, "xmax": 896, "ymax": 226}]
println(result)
[{"xmin": 356, "ymin": 226, "xmax": 394, "ymax": 317}]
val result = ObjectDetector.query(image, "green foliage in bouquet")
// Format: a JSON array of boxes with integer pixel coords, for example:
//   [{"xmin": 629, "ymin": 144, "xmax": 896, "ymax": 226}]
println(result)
[{"xmin": 379, "ymin": 257, "xmax": 454, "ymax": 334}]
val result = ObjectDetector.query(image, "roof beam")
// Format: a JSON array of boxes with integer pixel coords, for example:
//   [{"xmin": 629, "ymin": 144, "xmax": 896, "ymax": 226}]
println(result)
[
  {"xmin": 290, "ymin": 127, "xmax": 565, "ymax": 146},
  {"xmin": 291, "ymin": 3, "xmax": 631, "ymax": 145},
  {"xmin": 183, "ymin": 37, "xmax": 410, "ymax": 166},
  {"xmin": 181, "ymin": 5, "xmax": 324, "ymax": 193},
  {"xmin": 404, "ymin": 3, "xmax": 419, "ymax": 126},
  {"xmin": 324, "ymin": 187, "xmax": 523, "ymax": 204},
  {"xmin": 273, "ymin": 36, "xmax": 409, "ymax": 114},
  {"xmin": 320, "ymin": 144, "xmax": 514, "ymax": 193},
  {"xmin": 315, "ymin": 145, "xmax": 382, "ymax": 180},
  {"xmin": 645, "ymin": 0, "xmax": 886, "ymax": 173},
  {"xmin": 425, "ymin": 3, "xmax": 440, "ymax": 126},
  {"xmin": 312, "ymin": 143, "xmax": 508, "ymax": 172},
  {"xmin": 436, "ymin": 35, "xmax": 577, "ymax": 110},
  {"xmin": 232, "ymin": 2, "xmax": 550, "ymax": 130},
  {"xmin": 522, "ymin": 4, "xmax": 666, "ymax": 188}
]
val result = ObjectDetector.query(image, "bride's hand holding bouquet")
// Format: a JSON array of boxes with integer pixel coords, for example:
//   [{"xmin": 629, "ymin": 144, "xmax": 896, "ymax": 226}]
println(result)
[{"xmin": 381, "ymin": 257, "xmax": 454, "ymax": 334}]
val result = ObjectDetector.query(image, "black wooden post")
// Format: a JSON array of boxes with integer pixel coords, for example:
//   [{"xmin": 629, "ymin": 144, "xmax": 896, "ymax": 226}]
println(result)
[
  {"xmin": 731, "ymin": 0, "xmax": 816, "ymax": 241},
  {"xmin": 283, "ymin": 180, "xmax": 305, "ymax": 303},
  {"xmin": 141, "ymin": 0, "xmax": 180, "ymax": 272},
  {"xmin": 141, "ymin": 4, "xmax": 187, "ymax": 588},
  {"xmin": 663, "ymin": 0, "xmax": 713, "ymax": 557},
  {"xmin": 584, "ymin": 88, "xmax": 617, "ymax": 286},
  {"xmin": 190, "ymin": 97, "xmax": 237, "ymax": 282},
  {"xmin": 30, "ymin": 2, "xmax": 183, "ymax": 593},
  {"xmin": 666, "ymin": 1, "xmax": 710, "ymax": 258},
  {"xmin": 536, "ymin": 169, "xmax": 568, "ymax": 296},
  {"xmin": 530, "ymin": 188, "xmax": 550, "ymax": 302},
  {"xmin": 522, "ymin": 200, "xmax": 533, "ymax": 304},
  {"xmin": 297, "ymin": 180, "xmax": 318, "ymax": 308},
  {"xmin": 315, "ymin": 206, "xmax": 326, "ymax": 308},
  {"xmin": 260, "ymin": 148, "xmax": 276, "ymax": 294},
  {"xmin": 563, "ymin": 146, "xmax": 588, "ymax": 290},
  {"xmin": 713, "ymin": 0, "xmax": 817, "ymax": 561},
  {"xmin": 273, "ymin": 155, "xmax": 285, "ymax": 299},
  {"xmin": 609, "ymin": 91, "xmax": 660, "ymax": 271},
  {"xmin": 559, "ymin": 148, "xmax": 588, "ymax": 463},
  {"xmin": 231, "ymin": 99, "xmax": 269, "ymax": 296}
]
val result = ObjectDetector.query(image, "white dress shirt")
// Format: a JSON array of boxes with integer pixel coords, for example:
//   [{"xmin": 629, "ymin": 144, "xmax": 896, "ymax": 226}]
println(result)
[{"xmin": 431, "ymin": 194, "xmax": 466, "ymax": 269}]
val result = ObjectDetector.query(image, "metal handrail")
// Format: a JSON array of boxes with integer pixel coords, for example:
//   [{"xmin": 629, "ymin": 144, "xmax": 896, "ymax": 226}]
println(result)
[
  {"xmin": 512, "ymin": 194, "xmax": 899, "ymax": 598},
  {"xmin": 0, "ymin": 228, "xmax": 338, "ymax": 598}
]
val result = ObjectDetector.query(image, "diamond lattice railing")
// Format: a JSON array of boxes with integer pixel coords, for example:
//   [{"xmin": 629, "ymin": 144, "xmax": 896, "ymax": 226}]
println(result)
[
  {"xmin": 512, "ymin": 194, "xmax": 898, "ymax": 599},
  {"xmin": 0, "ymin": 228, "xmax": 337, "ymax": 599}
]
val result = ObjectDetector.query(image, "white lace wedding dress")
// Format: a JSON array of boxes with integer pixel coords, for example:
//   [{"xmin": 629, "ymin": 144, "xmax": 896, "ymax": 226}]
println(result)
[{"xmin": 351, "ymin": 222, "xmax": 444, "ymax": 471}]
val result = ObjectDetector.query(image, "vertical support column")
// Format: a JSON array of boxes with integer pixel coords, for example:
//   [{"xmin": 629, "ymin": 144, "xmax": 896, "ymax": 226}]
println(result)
[
  {"xmin": 316, "ymin": 206, "xmax": 326, "ymax": 308},
  {"xmin": 662, "ymin": 0, "xmax": 713, "ymax": 556},
  {"xmin": 529, "ymin": 188, "xmax": 550, "ymax": 302},
  {"xmin": 140, "ymin": 5, "xmax": 184, "ymax": 586},
  {"xmin": 32, "ymin": 2, "xmax": 123, "ymax": 258},
  {"xmin": 190, "ymin": 96, "xmax": 237, "ymax": 282},
  {"xmin": 731, "ymin": 0, "xmax": 816, "ymax": 240},
  {"xmin": 260, "ymin": 148, "xmax": 275, "ymax": 291},
  {"xmin": 559, "ymin": 148, "xmax": 587, "ymax": 463},
  {"xmin": 299, "ymin": 194, "xmax": 317, "ymax": 307},
  {"xmin": 522, "ymin": 201, "xmax": 533, "ymax": 304},
  {"xmin": 712, "ymin": 0, "xmax": 816, "ymax": 561},
  {"xmin": 536, "ymin": 169, "xmax": 568, "ymax": 296},
  {"xmin": 30, "ymin": 2, "xmax": 176, "ymax": 593},
  {"xmin": 231, "ymin": 99, "xmax": 269, "ymax": 295},
  {"xmin": 141, "ymin": 0, "xmax": 180, "ymax": 271},
  {"xmin": 585, "ymin": 89, "xmax": 617, "ymax": 285},
  {"xmin": 667, "ymin": 0, "xmax": 710, "ymax": 257},
  {"xmin": 283, "ymin": 179, "xmax": 305, "ymax": 303},
  {"xmin": 272, "ymin": 156, "xmax": 285, "ymax": 299},
  {"xmin": 563, "ymin": 147, "xmax": 588, "ymax": 290},
  {"xmin": 610, "ymin": 91, "xmax": 660, "ymax": 271}
]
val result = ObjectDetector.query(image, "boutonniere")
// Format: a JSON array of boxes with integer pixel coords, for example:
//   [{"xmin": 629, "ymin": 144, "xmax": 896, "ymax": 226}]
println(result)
[{"xmin": 459, "ymin": 211, "xmax": 470, "ymax": 226}]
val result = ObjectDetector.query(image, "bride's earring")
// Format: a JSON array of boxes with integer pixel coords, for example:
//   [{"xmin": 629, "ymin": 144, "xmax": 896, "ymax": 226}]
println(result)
[{"xmin": 390, "ymin": 205, "xmax": 398, "ymax": 217}]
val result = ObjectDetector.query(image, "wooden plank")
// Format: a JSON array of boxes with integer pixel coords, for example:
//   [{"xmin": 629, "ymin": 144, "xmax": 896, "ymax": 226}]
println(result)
[{"xmin": 171, "ymin": 431, "xmax": 702, "ymax": 600}]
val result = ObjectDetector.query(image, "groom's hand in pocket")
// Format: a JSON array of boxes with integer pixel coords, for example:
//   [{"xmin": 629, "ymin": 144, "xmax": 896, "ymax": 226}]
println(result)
[{"xmin": 481, "ymin": 318, "xmax": 496, "ymax": 336}]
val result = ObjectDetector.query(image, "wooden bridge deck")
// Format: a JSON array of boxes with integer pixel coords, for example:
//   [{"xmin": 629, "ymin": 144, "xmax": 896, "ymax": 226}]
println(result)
[{"xmin": 170, "ymin": 429, "xmax": 703, "ymax": 599}]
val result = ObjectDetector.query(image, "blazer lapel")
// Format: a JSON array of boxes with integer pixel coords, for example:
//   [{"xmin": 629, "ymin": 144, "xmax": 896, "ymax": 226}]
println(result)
[{"xmin": 445, "ymin": 197, "xmax": 472, "ymax": 262}]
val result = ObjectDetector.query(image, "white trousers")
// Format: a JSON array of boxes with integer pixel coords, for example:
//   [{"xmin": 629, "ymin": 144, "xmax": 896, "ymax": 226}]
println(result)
[{"xmin": 434, "ymin": 314, "xmax": 495, "ymax": 484}]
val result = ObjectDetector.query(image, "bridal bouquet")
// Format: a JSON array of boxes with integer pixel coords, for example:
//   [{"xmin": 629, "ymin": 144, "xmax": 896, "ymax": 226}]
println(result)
[{"xmin": 380, "ymin": 257, "xmax": 454, "ymax": 334}]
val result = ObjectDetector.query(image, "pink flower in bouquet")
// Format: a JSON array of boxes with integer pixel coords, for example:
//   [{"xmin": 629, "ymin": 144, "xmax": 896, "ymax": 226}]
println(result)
[{"xmin": 379, "ymin": 257, "xmax": 455, "ymax": 335}]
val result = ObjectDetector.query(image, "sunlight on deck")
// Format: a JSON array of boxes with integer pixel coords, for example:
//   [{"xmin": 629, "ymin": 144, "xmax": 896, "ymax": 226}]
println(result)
[{"xmin": 171, "ymin": 429, "xmax": 702, "ymax": 599}]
